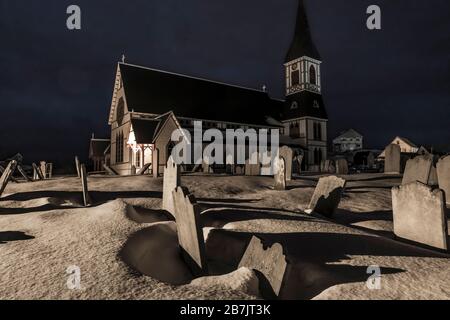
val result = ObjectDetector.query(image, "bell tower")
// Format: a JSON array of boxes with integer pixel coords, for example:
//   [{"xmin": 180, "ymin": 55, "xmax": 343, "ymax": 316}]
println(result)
[{"xmin": 282, "ymin": 0, "xmax": 328, "ymax": 171}]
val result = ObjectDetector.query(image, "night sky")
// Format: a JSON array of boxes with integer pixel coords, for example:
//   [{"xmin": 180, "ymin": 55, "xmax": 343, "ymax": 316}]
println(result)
[{"xmin": 1, "ymin": 0, "xmax": 449, "ymax": 166}]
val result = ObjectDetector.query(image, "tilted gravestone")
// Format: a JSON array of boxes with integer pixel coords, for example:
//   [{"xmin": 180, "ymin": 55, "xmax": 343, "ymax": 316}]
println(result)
[
  {"xmin": 260, "ymin": 151, "xmax": 274, "ymax": 176},
  {"xmin": 437, "ymin": 156, "xmax": 450, "ymax": 204},
  {"xmin": 103, "ymin": 164, "xmax": 118, "ymax": 176},
  {"xmin": 32, "ymin": 163, "xmax": 44, "ymax": 180},
  {"xmin": 306, "ymin": 176, "xmax": 346, "ymax": 217},
  {"xmin": 384, "ymin": 144, "xmax": 401, "ymax": 174},
  {"xmin": 172, "ymin": 186, "xmax": 208, "ymax": 276},
  {"xmin": 335, "ymin": 158, "xmax": 349, "ymax": 175},
  {"xmin": 75, "ymin": 156, "xmax": 81, "ymax": 178},
  {"xmin": 0, "ymin": 161, "xmax": 17, "ymax": 197},
  {"xmin": 245, "ymin": 155, "xmax": 261, "ymax": 176},
  {"xmin": 17, "ymin": 165, "xmax": 32, "ymax": 182},
  {"xmin": 40, "ymin": 161, "xmax": 47, "ymax": 180},
  {"xmin": 238, "ymin": 236, "xmax": 290, "ymax": 299},
  {"xmin": 80, "ymin": 164, "xmax": 91, "ymax": 207},
  {"xmin": 162, "ymin": 156, "xmax": 181, "ymax": 217},
  {"xmin": 0, "ymin": 165, "xmax": 19, "ymax": 183},
  {"xmin": 279, "ymin": 146, "xmax": 293, "ymax": 181},
  {"xmin": 392, "ymin": 182, "xmax": 448, "ymax": 250},
  {"xmin": 274, "ymin": 156, "xmax": 286, "ymax": 191},
  {"xmin": 137, "ymin": 163, "xmax": 151, "ymax": 175},
  {"xmin": 402, "ymin": 155, "xmax": 436, "ymax": 185}
]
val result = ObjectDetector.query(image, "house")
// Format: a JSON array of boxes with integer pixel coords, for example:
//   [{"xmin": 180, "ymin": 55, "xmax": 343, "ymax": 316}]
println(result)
[
  {"xmin": 106, "ymin": 0, "xmax": 328, "ymax": 175},
  {"xmin": 379, "ymin": 136, "xmax": 419, "ymax": 158},
  {"xmin": 333, "ymin": 129, "xmax": 363, "ymax": 153},
  {"xmin": 89, "ymin": 135, "xmax": 110, "ymax": 172}
]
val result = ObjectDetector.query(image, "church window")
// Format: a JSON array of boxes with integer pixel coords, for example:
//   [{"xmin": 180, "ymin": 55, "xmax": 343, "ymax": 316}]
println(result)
[
  {"xmin": 117, "ymin": 98, "xmax": 125, "ymax": 125},
  {"xmin": 309, "ymin": 65, "xmax": 317, "ymax": 85},
  {"xmin": 291, "ymin": 101, "xmax": 298, "ymax": 110},
  {"xmin": 115, "ymin": 131, "xmax": 124, "ymax": 163},
  {"xmin": 313, "ymin": 100, "xmax": 320, "ymax": 108},
  {"xmin": 291, "ymin": 70, "xmax": 300, "ymax": 86},
  {"xmin": 136, "ymin": 149, "xmax": 141, "ymax": 168}
]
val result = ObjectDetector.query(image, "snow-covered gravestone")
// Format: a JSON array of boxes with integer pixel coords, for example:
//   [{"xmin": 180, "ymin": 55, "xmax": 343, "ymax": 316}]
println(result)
[
  {"xmin": 274, "ymin": 156, "xmax": 286, "ymax": 191},
  {"xmin": 392, "ymin": 182, "xmax": 448, "ymax": 250},
  {"xmin": 80, "ymin": 164, "xmax": 91, "ymax": 207},
  {"xmin": 0, "ymin": 160, "xmax": 17, "ymax": 197},
  {"xmin": 306, "ymin": 176, "xmax": 346, "ymax": 217},
  {"xmin": 238, "ymin": 236, "xmax": 289, "ymax": 299},
  {"xmin": 162, "ymin": 156, "xmax": 181, "ymax": 217},
  {"xmin": 437, "ymin": 156, "xmax": 450, "ymax": 204},
  {"xmin": 384, "ymin": 144, "xmax": 401, "ymax": 174},
  {"xmin": 172, "ymin": 186, "xmax": 208, "ymax": 276},
  {"xmin": 402, "ymin": 155, "xmax": 436, "ymax": 185},
  {"xmin": 279, "ymin": 146, "xmax": 293, "ymax": 181}
]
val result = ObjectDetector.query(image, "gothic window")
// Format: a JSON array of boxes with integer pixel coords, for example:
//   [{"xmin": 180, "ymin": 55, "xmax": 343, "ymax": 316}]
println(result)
[
  {"xmin": 291, "ymin": 70, "xmax": 300, "ymax": 86},
  {"xmin": 136, "ymin": 149, "xmax": 141, "ymax": 168},
  {"xmin": 291, "ymin": 101, "xmax": 298, "ymax": 110},
  {"xmin": 309, "ymin": 65, "xmax": 317, "ymax": 85},
  {"xmin": 313, "ymin": 100, "xmax": 320, "ymax": 108},
  {"xmin": 117, "ymin": 98, "xmax": 125, "ymax": 125},
  {"xmin": 115, "ymin": 131, "xmax": 124, "ymax": 163}
]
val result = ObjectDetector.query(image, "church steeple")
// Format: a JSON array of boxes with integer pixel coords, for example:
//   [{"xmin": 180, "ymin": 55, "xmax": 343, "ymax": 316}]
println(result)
[{"xmin": 285, "ymin": 0, "xmax": 320, "ymax": 62}]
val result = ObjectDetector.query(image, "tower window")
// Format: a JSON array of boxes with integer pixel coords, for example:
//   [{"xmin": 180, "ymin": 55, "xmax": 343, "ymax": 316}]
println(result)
[
  {"xmin": 291, "ymin": 70, "xmax": 300, "ymax": 86},
  {"xmin": 309, "ymin": 65, "xmax": 317, "ymax": 85},
  {"xmin": 291, "ymin": 101, "xmax": 298, "ymax": 110}
]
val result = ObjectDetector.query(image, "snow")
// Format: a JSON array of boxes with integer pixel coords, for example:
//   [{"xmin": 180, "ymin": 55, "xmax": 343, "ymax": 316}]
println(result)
[{"xmin": 0, "ymin": 173, "xmax": 448, "ymax": 300}]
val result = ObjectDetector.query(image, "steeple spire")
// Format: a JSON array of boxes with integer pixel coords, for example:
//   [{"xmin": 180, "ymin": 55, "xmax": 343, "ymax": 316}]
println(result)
[{"xmin": 285, "ymin": 0, "xmax": 320, "ymax": 62}]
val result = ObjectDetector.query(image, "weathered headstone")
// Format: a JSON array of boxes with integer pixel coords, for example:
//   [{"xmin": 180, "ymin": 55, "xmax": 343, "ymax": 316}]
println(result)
[
  {"xmin": 103, "ymin": 164, "xmax": 118, "ymax": 176},
  {"xmin": 0, "ymin": 166, "xmax": 19, "ymax": 183},
  {"xmin": 32, "ymin": 163, "xmax": 44, "ymax": 180},
  {"xmin": 202, "ymin": 157, "xmax": 214, "ymax": 174},
  {"xmin": 260, "ymin": 151, "xmax": 274, "ymax": 176},
  {"xmin": 335, "ymin": 158, "xmax": 349, "ymax": 175},
  {"xmin": 245, "ymin": 159, "xmax": 261, "ymax": 176},
  {"xmin": 322, "ymin": 159, "xmax": 332, "ymax": 173},
  {"xmin": 392, "ymin": 182, "xmax": 448, "ymax": 250},
  {"xmin": 40, "ymin": 161, "xmax": 47, "ymax": 180},
  {"xmin": 46, "ymin": 163, "xmax": 53, "ymax": 179},
  {"xmin": 279, "ymin": 146, "xmax": 293, "ymax": 181},
  {"xmin": 274, "ymin": 157, "xmax": 286, "ymax": 191},
  {"xmin": 384, "ymin": 144, "xmax": 401, "ymax": 174},
  {"xmin": 137, "ymin": 163, "xmax": 151, "ymax": 175},
  {"xmin": 306, "ymin": 176, "xmax": 346, "ymax": 217},
  {"xmin": 437, "ymin": 156, "xmax": 450, "ymax": 204},
  {"xmin": 75, "ymin": 156, "xmax": 81, "ymax": 178},
  {"xmin": 402, "ymin": 155, "xmax": 435, "ymax": 185},
  {"xmin": 162, "ymin": 156, "xmax": 181, "ymax": 217},
  {"xmin": 0, "ymin": 161, "xmax": 17, "ymax": 197},
  {"xmin": 80, "ymin": 164, "xmax": 91, "ymax": 207},
  {"xmin": 295, "ymin": 154, "xmax": 304, "ymax": 174},
  {"xmin": 17, "ymin": 165, "xmax": 32, "ymax": 182},
  {"xmin": 130, "ymin": 165, "xmax": 136, "ymax": 175},
  {"xmin": 172, "ymin": 186, "xmax": 208, "ymax": 276},
  {"xmin": 367, "ymin": 152, "xmax": 375, "ymax": 168},
  {"xmin": 238, "ymin": 236, "xmax": 289, "ymax": 298},
  {"xmin": 235, "ymin": 165, "xmax": 244, "ymax": 175}
]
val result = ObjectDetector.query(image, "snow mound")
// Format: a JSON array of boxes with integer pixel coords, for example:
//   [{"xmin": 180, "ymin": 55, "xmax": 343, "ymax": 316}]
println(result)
[
  {"xmin": 119, "ymin": 221, "xmax": 194, "ymax": 285},
  {"xmin": 124, "ymin": 204, "xmax": 174, "ymax": 224},
  {"xmin": 189, "ymin": 267, "xmax": 259, "ymax": 297}
]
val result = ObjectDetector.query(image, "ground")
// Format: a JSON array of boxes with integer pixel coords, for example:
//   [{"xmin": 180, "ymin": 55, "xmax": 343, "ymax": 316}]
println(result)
[{"xmin": 0, "ymin": 173, "xmax": 449, "ymax": 300}]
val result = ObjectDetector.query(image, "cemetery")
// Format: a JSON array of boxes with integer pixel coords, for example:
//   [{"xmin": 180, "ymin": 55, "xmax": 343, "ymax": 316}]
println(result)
[{"xmin": 0, "ymin": 147, "xmax": 448, "ymax": 300}]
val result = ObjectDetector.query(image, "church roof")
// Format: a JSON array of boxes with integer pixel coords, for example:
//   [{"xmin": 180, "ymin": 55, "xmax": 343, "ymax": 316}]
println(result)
[
  {"xmin": 334, "ymin": 129, "xmax": 363, "ymax": 140},
  {"xmin": 131, "ymin": 118, "xmax": 161, "ymax": 144},
  {"xmin": 285, "ymin": 0, "xmax": 321, "ymax": 62},
  {"xmin": 283, "ymin": 90, "xmax": 328, "ymax": 120},
  {"xmin": 118, "ymin": 63, "xmax": 284, "ymax": 127}
]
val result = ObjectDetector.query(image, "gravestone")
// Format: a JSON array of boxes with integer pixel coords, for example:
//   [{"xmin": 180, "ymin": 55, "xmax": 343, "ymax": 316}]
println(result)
[
  {"xmin": 322, "ymin": 160, "xmax": 332, "ymax": 173},
  {"xmin": 320, "ymin": 160, "xmax": 326, "ymax": 173},
  {"xmin": 437, "ymin": 156, "xmax": 450, "ymax": 204},
  {"xmin": 80, "ymin": 164, "xmax": 91, "ymax": 207},
  {"xmin": 306, "ymin": 176, "xmax": 346, "ymax": 217},
  {"xmin": 279, "ymin": 146, "xmax": 293, "ymax": 181},
  {"xmin": 32, "ymin": 163, "xmax": 44, "ymax": 180},
  {"xmin": 0, "ymin": 166, "xmax": 19, "ymax": 183},
  {"xmin": 384, "ymin": 144, "xmax": 401, "ymax": 173},
  {"xmin": 245, "ymin": 159, "xmax": 261, "ymax": 176},
  {"xmin": 296, "ymin": 155, "xmax": 304, "ymax": 174},
  {"xmin": 335, "ymin": 159, "xmax": 349, "ymax": 175},
  {"xmin": 17, "ymin": 165, "xmax": 32, "ymax": 182},
  {"xmin": 46, "ymin": 163, "xmax": 53, "ymax": 179},
  {"xmin": 40, "ymin": 161, "xmax": 47, "ymax": 180},
  {"xmin": 162, "ymin": 156, "xmax": 181, "ymax": 217},
  {"xmin": 75, "ymin": 156, "xmax": 81, "ymax": 178},
  {"xmin": 402, "ymin": 155, "xmax": 435, "ymax": 185},
  {"xmin": 202, "ymin": 157, "xmax": 214, "ymax": 174},
  {"xmin": 172, "ymin": 186, "xmax": 208, "ymax": 276},
  {"xmin": 260, "ymin": 151, "xmax": 274, "ymax": 176},
  {"xmin": 367, "ymin": 152, "xmax": 375, "ymax": 168},
  {"xmin": 235, "ymin": 165, "xmax": 244, "ymax": 175},
  {"xmin": 130, "ymin": 165, "xmax": 136, "ymax": 175},
  {"xmin": 0, "ymin": 161, "xmax": 17, "ymax": 197},
  {"xmin": 238, "ymin": 236, "xmax": 289, "ymax": 299},
  {"xmin": 274, "ymin": 157, "xmax": 286, "ymax": 191},
  {"xmin": 392, "ymin": 182, "xmax": 448, "ymax": 250}
]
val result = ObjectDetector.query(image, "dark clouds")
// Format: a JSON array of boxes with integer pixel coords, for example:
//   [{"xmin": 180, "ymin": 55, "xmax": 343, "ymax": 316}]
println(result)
[{"xmin": 0, "ymin": 0, "xmax": 449, "ymax": 164}]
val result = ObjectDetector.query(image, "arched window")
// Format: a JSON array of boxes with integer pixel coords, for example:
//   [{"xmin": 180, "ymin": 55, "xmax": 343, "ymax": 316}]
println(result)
[
  {"xmin": 116, "ymin": 131, "xmax": 124, "ymax": 163},
  {"xmin": 116, "ymin": 98, "xmax": 125, "ymax": 125},
  {"xmin": 309, "ymin": 65, "xmax": 317, "ymax": 85}
]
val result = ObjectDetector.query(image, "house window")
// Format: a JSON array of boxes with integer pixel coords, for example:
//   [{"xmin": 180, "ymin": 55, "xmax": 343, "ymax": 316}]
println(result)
[
  {"xmin": 313, "ymin": 122, "xmax": 322, "ymax": 141},
  {"xmin": 291, "ymin": 70, "xmax": 300, "ymax": 86},
  {"xmin": 309, "ymin": 65, "xmax": 317, "ymax": 85}
]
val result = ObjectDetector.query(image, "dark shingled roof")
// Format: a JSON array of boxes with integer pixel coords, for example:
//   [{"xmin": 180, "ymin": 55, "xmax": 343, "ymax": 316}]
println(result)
[
  {"xmin": 285, "ymin": 0, "xmax": 321, "ymax": 62},
  {"xmin": 283, "ymin": 91, "xmax": 328, "ymax": 120},
  {"xmin": 119, "ymin": 63, "xmax": 284, "ymax": 126},
  {"xmin": 131, "ymin": 118, "xmax": 161, "ymax": 144}
]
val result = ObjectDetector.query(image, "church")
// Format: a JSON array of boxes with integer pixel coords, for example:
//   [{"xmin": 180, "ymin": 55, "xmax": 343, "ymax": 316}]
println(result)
[{"xmin": 104, "ymin": 0, "xmax": 328, "ymax": 175}]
